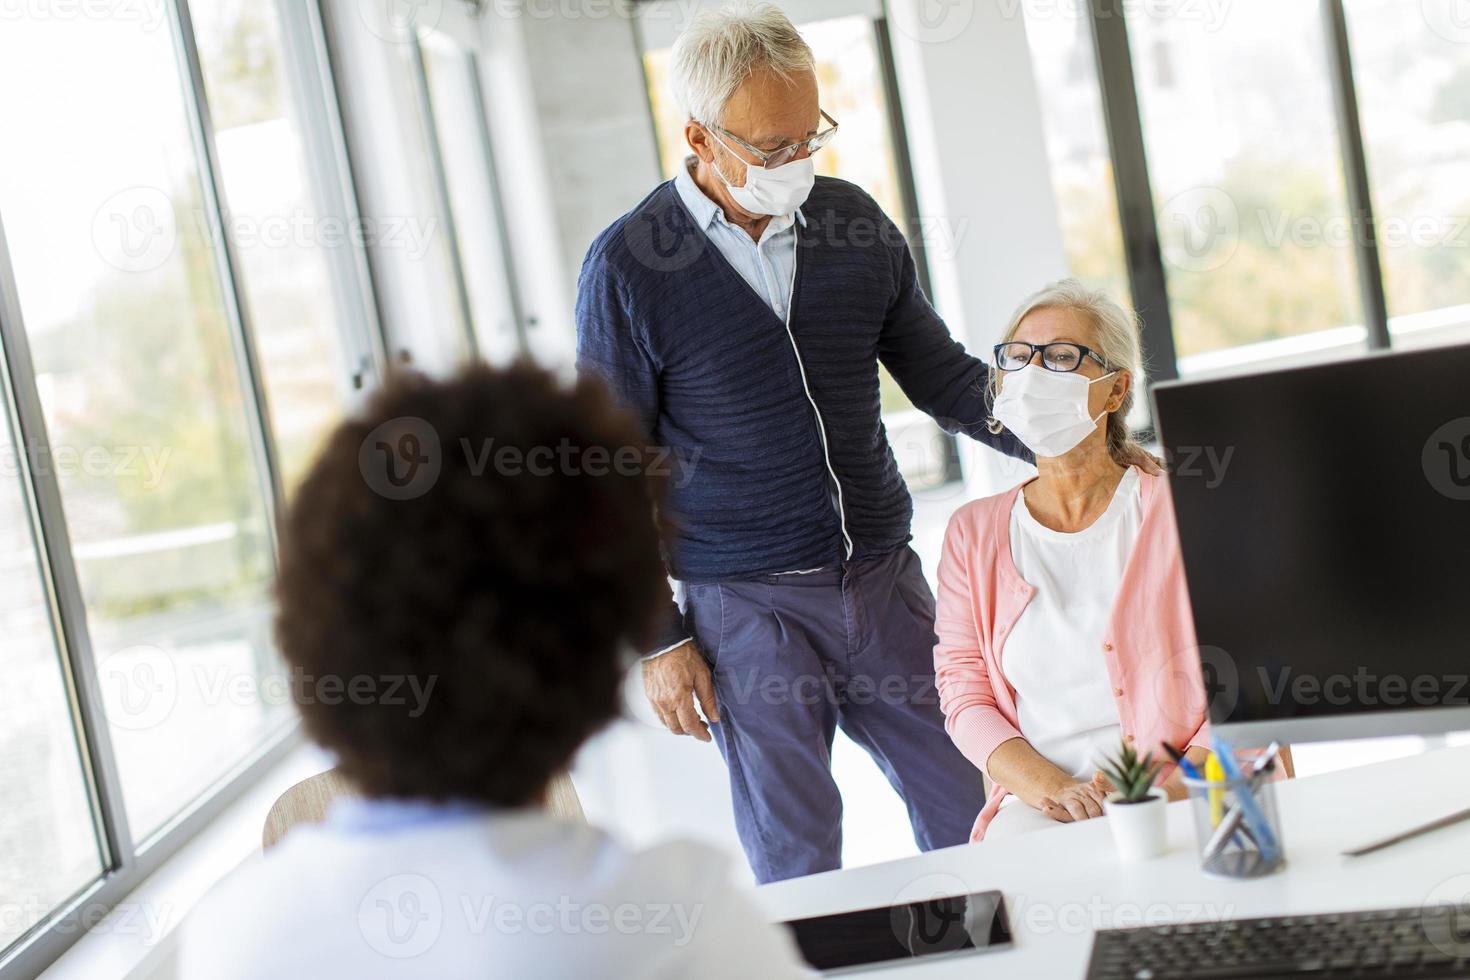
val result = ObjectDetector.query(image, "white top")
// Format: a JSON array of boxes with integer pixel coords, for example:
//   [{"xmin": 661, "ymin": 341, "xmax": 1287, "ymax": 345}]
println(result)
[
  {"xmin": 1003, "ymin": 467, "xmax": 1142, "ymax": 785},
  {"xmin": 181, "ymin": 800, "xmax": 810, "ymax": 980}
]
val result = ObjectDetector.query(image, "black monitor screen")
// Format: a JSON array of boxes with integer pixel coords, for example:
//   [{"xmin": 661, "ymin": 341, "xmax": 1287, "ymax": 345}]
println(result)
[{"xmin": 1152, "ymin": 343, "xmax": 1470, "ymax": 728}]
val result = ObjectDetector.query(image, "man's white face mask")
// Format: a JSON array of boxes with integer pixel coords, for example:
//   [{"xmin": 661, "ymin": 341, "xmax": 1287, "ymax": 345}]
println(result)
[
  {"xmin": 991, "ymin": 363, "xmax": 1118, "ymax": 458},
  {"xmin": 708, "ymin": 129, "xmax": 815, "ymax": 217}
]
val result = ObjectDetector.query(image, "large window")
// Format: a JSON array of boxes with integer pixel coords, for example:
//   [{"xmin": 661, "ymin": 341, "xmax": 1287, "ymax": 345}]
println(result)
[
  {"xmin": 0, "ymin": 384, "xmax": 103, "ymax": 951},
  {"xmin": 1020, "ymin": 3, "xmax": 1131, "ymax": 304},
  {"xmin": 0, "ymin": 0, "xmax": 514, "ymax": 971},
  {"xmin": 0, "ymin": 1, "xmax": 285, "ymax": 846},
  {"xmin": 1128, "ymin": 2, "xmax": 1363, "ymax": 362},
  {"xmin": 640, "ymin": 10, "xmax": 953, "ymax": 487},
  {"xmin": 1020, "ymin": 1, "xmax": 1461, "ymax": 382},
  {"xmin": 192, "ymin": 0, "xmax": 360, "ymax": 490},
  {"xmin": 1345, "ymin": 0, "xmax": 1470, "ymax": 349},
  {"xmin": 0, "ymin": 0, "xmax": 382, "ymax": 972}
]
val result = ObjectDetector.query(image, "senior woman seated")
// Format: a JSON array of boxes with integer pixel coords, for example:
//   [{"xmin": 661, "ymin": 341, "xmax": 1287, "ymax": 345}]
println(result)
[
  {"xmin": 934, "ymin": 279, "xmax": 1211, "ymax": 841},
  {"xmin": 181, "ymin": 363, "xmax": 808, "ymax": 978}
]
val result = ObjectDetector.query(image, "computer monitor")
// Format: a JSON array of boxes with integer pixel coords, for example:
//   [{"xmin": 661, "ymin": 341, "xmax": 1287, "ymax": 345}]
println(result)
[{"xmin": 1151, "ymin": 343, "xmax": 1470, "ymax": 744}]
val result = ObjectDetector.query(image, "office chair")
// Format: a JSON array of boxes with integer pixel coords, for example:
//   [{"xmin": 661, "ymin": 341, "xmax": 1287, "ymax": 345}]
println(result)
[{"xmin": 262, "ymin": 768, "xmax": 586, "ymax": 850}]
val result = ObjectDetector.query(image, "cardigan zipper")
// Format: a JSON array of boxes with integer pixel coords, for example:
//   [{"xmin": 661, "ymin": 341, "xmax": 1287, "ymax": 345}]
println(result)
[{"xmin": 778, "ymin": 245, "xmax": 854, "ymax": 560}]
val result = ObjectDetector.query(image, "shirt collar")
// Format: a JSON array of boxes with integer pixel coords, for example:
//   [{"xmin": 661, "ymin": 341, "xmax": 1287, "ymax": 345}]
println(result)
[
  {"xmin": 326, "ymin": 796, "xmax": 492, "ymax": 833},
  {"xmin": 673, "ymin": 155, "xmax": 807, "ymax": 234}
]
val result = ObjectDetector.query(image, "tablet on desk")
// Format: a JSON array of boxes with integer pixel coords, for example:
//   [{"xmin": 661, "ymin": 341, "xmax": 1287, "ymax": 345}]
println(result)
[{"xmin": 782, "ymin": 890, "xmax": 1013, "ymax": 975}]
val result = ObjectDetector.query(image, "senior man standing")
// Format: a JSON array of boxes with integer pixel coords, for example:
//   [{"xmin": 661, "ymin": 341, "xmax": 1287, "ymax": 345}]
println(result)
[{"xmin": 576, "ymin": 2, "xmax": 1028, "ymax": 884}]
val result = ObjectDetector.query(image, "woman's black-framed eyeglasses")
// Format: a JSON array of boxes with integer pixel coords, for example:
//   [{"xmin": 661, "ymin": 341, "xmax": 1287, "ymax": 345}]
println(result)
[{"xmin": 993, "ymin": 341, "xmax": 1109, "ymax": 373}]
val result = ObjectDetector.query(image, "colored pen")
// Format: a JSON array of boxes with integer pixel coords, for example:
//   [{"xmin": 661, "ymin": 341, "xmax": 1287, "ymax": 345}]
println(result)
[
  {"xmin": 1204, "ymin": 751, "xmax": 1227, "ymax": 828},
  {"xmin": 1212, "ymin": 735, "xmax": 1280, "ymax": 862},
  {"xmin": 1163, "ymin": 742, "xmax": 1204, "ymax": 781},
  {"xmin": 1201, "ymin": 752, "xmax": 1279, "ymax": 860}
]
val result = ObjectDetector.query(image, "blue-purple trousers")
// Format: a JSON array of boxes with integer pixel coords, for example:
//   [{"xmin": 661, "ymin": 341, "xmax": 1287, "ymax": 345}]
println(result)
[{"xmin": 682, "ymin": 546, "xmax": 987, "ymax": 883}]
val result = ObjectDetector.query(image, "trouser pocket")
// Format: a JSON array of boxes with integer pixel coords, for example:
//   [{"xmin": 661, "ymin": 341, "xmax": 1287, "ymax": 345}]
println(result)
[{"xmin": 681, "ymin": 582, "xmax": 723, "ymax": 668}]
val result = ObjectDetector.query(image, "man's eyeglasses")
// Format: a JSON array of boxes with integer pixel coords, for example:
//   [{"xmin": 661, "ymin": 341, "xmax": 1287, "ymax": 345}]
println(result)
[
  {"xmin": 707, "ymin": 109, "xmax": 839, "ymax": 169},
  {"xmin": 994, "ymin": 341, "xmax": 1109, "ymax": 373}
]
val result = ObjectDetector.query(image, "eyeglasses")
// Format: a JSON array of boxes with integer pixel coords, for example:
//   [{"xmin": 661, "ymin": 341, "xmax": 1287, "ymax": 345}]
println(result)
[
  {"xmin": 994, "ymin": 341, "xmax": 1110, "ymax": 373},
  {"xmin": 707, "ymin": 109, "xmax": 839, "ymax": 169}
]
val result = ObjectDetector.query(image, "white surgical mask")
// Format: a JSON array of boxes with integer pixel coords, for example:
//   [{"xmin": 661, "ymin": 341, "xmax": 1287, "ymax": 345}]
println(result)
[
  {"xmin": 709, "ymin": 130, "xmax": 815, "ymax": 217},
  {"xmin": 991, "ymin": 363, "xmax": 1118, "ymax": 458}
]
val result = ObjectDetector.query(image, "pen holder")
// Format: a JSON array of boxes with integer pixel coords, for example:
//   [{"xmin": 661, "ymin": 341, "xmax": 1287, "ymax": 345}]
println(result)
[{"xmin": 1183, "ymin": 760, "xmax": 1286, "ymax": 879}]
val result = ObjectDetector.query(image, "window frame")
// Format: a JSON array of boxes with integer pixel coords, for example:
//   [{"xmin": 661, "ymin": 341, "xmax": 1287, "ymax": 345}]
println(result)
[
  {"xmin": 1083, "ymin": 0, "xmax": 1396, "ymax": 388},
  {"xmin": 271, "ymin": 0, "xmax": 391, "ymax": 398},
  {"xmin": 0, "ymin": 0, "xmax": 384, "ymax": 974},
  {"xmin": 406, "ymin": 31, "xmax": 483, "ymax": 362},
  {"xmin": 417, "ymin": 33, "xmax": 531, "ymax": 360},
  {"xmin": 318, "ymin": 0, "xmax": 527, "ymax": 373},
  {"xmin": 0, "ymin": 213, "xmax": 305, "ymax": 980}
]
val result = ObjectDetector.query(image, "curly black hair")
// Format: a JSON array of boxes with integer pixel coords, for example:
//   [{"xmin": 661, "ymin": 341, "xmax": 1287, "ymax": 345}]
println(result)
[{"xmin": 275, "ymin": 361, "xmax": 668, "ymax": 806}]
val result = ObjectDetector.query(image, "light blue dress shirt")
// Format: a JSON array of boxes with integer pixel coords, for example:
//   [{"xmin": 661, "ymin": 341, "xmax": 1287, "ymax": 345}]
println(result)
[{"xmin": 672, "ymin": 156, "xmax": 806, "ymax": 322}]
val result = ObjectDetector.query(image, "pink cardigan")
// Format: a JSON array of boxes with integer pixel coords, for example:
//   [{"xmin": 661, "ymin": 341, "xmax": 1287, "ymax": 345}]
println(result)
[{"xmin": 933, "ymin": 467, "xmax": 1210, "ymax": 841}]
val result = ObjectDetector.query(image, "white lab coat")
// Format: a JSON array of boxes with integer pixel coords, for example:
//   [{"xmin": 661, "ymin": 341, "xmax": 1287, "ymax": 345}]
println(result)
[{"xmin": 180, "ymin": 803, "xmax": 811, "ymax": 979}]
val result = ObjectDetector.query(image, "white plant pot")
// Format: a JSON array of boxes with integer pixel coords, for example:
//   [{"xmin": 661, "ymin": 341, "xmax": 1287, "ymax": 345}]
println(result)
[{"xmin": 1103, "ymin": 790, "xmax": 1168, "ymax": 861}]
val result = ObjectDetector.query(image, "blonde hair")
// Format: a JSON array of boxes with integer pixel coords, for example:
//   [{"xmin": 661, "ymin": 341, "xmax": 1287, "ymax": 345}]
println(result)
[
  {"xmin": 670, "ymin": 1, "xmax": 815, "ymax": 127},
  {"xmin": 986, "ymin": 278, "xmax": 1153, "ymax": 468}
]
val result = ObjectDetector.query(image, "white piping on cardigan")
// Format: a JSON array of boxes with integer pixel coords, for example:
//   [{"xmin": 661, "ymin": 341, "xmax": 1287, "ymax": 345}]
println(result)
[{"xmin": 778, "ymin": 257, "xmax": 854, "ymax": 560}]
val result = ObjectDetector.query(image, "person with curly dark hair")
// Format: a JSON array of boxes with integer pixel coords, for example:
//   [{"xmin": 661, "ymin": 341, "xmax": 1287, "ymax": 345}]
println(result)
[{"xmin": 182, "ymin": 362, "xmax": 808, "ymax": 979}]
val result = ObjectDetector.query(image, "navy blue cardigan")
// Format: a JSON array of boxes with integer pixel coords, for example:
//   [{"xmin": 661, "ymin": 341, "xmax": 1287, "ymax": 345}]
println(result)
[{"xmin": 576, "ymin": 176, "xmax": 1029, "ymax": 651}]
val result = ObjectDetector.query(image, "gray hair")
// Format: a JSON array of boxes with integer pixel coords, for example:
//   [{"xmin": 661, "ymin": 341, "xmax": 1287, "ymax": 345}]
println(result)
[
  {"xmin": 669, "ymin": 1, "xmax": 815, "ymax": 128},
  {"xmin": 986, "ymin": 278, "xmax": 1153, "ymax": 468}
]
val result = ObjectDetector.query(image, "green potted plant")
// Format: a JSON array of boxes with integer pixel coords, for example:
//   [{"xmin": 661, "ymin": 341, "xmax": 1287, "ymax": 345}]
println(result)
[{"xmin": 1098, "ymin": 741, "xmax": 1168, "ymax": 861}]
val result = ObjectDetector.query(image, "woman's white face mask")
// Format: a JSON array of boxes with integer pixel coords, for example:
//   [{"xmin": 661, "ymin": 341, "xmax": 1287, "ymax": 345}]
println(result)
[
  {"xmin": 991, "ymin": 363, "xmax": 1118, "ymax": 458},
  {"xmin": 708, "ymin": 130, "xmax": 815, "ymax": 217}
]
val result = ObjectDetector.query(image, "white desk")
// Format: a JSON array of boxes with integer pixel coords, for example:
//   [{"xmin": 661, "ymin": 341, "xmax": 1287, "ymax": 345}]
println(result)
[{"xmin": 755, "ymin": 744, "xmax": 1470, "ymax": 978}]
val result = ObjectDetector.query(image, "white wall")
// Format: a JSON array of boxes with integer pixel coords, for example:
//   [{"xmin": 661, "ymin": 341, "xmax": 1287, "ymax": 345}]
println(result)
[
  {"xmin": 479, "ymin": 0, "xmax": 665, "ymax": 368},
  {"xmin": 477, "ymin": 8, "xmax": 577, "ymax": 367}
]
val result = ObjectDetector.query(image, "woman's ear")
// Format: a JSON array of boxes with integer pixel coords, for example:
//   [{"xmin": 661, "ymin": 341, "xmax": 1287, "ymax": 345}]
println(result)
[{"xmin": 1107, "ymin": 371, "xmax": 1131, "ymax": 413}]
